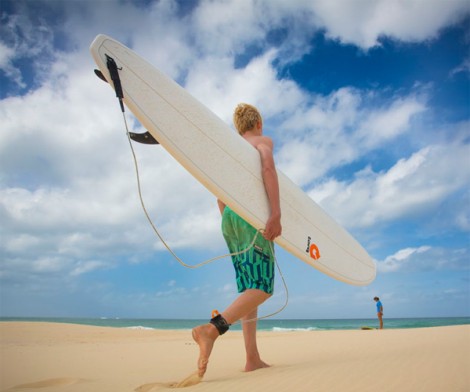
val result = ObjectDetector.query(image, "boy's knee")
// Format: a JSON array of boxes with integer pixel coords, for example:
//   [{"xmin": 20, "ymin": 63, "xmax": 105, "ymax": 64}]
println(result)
[
  {"xmin": 260, "ymin": 290, "xmax": 272, "ymax": 302},
  {"xmin": 249, "ymin": 288, "xmax": 272, "ymax": 302}
]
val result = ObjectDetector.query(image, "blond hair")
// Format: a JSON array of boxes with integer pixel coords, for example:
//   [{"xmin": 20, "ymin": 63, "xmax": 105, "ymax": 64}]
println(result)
[{"xmin": 233, "ymin": 103, "xmax": 262, "ymax": 135}]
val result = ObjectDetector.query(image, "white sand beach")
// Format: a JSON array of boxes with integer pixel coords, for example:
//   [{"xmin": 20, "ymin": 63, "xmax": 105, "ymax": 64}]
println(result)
[{"xmin": 1, "ymin": 322, "xmax": 469, "ymax": 392}]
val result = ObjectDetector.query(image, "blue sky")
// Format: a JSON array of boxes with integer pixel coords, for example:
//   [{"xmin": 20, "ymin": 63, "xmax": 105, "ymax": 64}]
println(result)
[{"xmin": 1, "ymin": 0, "xmax": 469, "ymax": 320}]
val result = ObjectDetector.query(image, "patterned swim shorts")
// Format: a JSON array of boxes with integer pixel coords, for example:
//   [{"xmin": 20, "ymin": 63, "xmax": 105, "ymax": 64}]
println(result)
[{"xmin": 221, "ymin": 207, "xmax": 275, "ymax": 294}]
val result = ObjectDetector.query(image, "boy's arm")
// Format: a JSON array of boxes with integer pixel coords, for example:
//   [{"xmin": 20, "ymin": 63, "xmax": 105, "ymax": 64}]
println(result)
[{"xmin": 256, "ymin": 138, "xmax": 282, "ymax": 241}]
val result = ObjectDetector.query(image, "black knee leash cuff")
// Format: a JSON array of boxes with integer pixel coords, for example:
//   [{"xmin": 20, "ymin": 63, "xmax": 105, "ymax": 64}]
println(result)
[{"xmin": 210, "ymin": 310, "xmax": 230, "ymax": 335}]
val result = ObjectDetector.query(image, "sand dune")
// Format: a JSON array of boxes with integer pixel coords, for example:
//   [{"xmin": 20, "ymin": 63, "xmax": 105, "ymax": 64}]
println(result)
[{"xmin": 1, "ymin": 322, "xmax": 469, "ymax": 392}]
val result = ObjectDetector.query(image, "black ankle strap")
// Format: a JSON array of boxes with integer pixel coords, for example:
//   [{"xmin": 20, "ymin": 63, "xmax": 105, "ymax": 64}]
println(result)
[{"xmin": 210, "ymin": 312, "xmax": 230, "ymax": 335}]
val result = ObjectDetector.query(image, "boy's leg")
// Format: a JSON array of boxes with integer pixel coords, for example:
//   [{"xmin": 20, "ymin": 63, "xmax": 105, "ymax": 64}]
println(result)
[
  {"xmin": 223, "ymin": 289, "xmax": 271, "ymax": 324},
  {"xmin": 192, "ymin": 289, "xmax": 271, "ymax": 377},
  {"xmin": 242, "ymin": 307, "xmax": 270, "ymax": 371}
]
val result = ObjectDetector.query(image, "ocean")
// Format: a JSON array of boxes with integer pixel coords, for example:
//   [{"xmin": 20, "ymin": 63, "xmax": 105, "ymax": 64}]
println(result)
[{"xmin": 1, "ymin": 317, "xmax": 468, "ymax": 331}]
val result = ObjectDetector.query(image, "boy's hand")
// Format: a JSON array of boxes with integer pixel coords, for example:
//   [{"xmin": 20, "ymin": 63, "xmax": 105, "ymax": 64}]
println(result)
[{"xmin": 263, "ymin": 214, "xmax": 282, "ymax": 241}]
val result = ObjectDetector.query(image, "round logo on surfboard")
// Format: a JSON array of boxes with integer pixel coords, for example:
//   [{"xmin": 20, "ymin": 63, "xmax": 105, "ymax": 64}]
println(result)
[{"xmin": 306, "ymin": 236, "xmax": 321, "ymax": 260}]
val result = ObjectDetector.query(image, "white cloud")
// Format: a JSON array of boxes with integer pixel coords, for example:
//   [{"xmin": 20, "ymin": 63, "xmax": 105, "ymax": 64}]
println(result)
[
  {"xmin": 0, "ymin": 5, "xmax": 59, "ymax": 90},
  {"xmin": 276, "ymin": 88, "xmax": 426, "ymax": 186},
  {"xmin": 455, "ymin": 195, "xmax": 470, "ymax": 231},
  {"xmin": 309, "ymin": 141, "xmax": 470, "ymax": 228},
  {"xmin": 192, "ymin": 0, "xmax": 263, "ymax": 56},
  {"xmin": 450, "ymin": 57, "xmax": 470, "ymax": 78},
  {"xmin": 155, "ymin": 286, "xmax": 188, "ymax": 298},
  {"xmin": 3, "ymin": 0, "xmax": 468, "ymax": 95},
  {"xmin": 311, "ymin": 0, "xmax": 470, "ymax": 48},
  {"xmin": 357, "ymin": 97, "xmax": 427, "ymax": 148},
  {"xmin": 378, "ymin": 246, "xmax": 470, "ymax": 273},
  {"xmin": 0, "ymin": 39, "xmax": 226, "ymax": 287},
  {"xmin": 185, "ymin": 49, "xmax": 305, "ymax": 123},
  {"xmin": 378, "ymin": 246, "xmax": 431, "ymax": 272},
  {"xmin": 70, "ymin": 260, "xmax": 110, "ymax": 276},
  {"xmin": 32, "ymin": 256, "xmax": 67, "ymax": 274},
  {"xmin": 0, "ymin": 41, "xmax": 23, "ymax": 88}
]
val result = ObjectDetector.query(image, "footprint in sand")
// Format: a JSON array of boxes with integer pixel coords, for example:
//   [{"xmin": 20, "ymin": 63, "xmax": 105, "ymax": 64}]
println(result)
[
  {"xmin": 10, "ymin": 377, "xmax": 83, "ymax": 390},
  {"xmin": 135, "ymin": 371, "xmax": 202, "ymax": 391}
]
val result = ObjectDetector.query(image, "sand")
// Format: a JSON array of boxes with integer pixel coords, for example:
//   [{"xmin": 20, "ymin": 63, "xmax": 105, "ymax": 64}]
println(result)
[{"xmin": 1, "ymin": 322, "xmax": 469, "ymax": 392}]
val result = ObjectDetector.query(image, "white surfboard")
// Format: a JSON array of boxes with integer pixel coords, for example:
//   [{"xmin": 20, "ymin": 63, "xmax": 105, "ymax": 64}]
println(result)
[{"xmin": 90, "ymin": 34, "xmax": 376, "ymax": 286}]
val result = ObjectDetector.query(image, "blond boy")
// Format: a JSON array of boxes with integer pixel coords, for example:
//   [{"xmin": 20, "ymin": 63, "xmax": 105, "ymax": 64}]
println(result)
[{"xmin": 192, "ymin": 103, "xmax": 282, "ymax": 376}]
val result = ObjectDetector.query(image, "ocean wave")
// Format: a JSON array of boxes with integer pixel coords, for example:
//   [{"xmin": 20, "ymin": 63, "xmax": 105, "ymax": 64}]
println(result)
[
  {"xmin": 126, "ymin": 326, "xmax": 155, "ymax": 330},
  {"xmin": 271, "ymin": 327, "xmax": 318, "ymax": 332}
]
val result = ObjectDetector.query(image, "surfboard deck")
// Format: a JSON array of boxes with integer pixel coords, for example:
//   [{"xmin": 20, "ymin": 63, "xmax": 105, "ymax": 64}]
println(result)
[{"xmin": 90, "ymin": 34, "xmax": 376, "ymax": 286}]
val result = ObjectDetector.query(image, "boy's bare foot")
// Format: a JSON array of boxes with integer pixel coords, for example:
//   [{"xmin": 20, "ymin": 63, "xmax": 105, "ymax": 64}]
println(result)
[
  {"xmin": 192, "ymin": 324, "xmax": 219, "ymax": 377},
  {"xmin": 245, "ymin": 359, "xmax": 270, "ymax": 372}
]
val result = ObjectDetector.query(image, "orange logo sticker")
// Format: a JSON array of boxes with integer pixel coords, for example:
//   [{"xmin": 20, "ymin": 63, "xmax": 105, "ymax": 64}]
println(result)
[
  {"xmin": 306, "ymin": 236, "xmax": 321, "ymax": 260},
  {"xmin": 309, "ymin": 244, "xmax": 320, "ymax": 260}
]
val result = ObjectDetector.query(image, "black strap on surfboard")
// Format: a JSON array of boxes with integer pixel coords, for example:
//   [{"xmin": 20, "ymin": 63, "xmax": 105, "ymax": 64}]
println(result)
[
  {"xmin": 105, "ymin": 54, "xmax": 125, "ymax": 113},
  {"xmin": 94, "ymin": 59, "xmax": 159, "ymax": 145}
]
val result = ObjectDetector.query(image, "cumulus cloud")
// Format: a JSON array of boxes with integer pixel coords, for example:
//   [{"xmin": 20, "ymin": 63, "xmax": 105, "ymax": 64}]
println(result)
[
  {"xmin": 185, "ymin": 49, "xmax": 305, "ymax": 122},
  {"xmin": 309, "ymin": 140, "xmax": 470, "ymax": 228},
  {"xmin": 310, "ymin": 0, "xmax": 470, "ymax": 48},
  {"xmin": 0, "ymin": 41, "xmax": 22, "ymax": 88},
  {"xmin": 378, "ymin": 246, "xmax": 470, "ymax": 273},
  {"xmin": 0, "ymin": 2, "xmax": 63, "ymax": 91},
  {"xmin": 70, "ymin": 260, "xmax": 110, "ymax": 276},
  {"xmin": 276, "ymin": 88, "xmax": 427, "ymax": 186},
  {"xmin": 0, "ymin": 29, "xmax": 224, "ymax": 287}
]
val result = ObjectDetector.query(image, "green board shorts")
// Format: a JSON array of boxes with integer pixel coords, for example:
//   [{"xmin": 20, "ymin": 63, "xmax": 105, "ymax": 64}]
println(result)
[{"xmin": 221, "ymin": 206, "xmax": 275, "ymax": 295}]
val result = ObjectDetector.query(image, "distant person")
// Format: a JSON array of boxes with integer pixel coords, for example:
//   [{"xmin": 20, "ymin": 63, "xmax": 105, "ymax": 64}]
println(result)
[
  {"xmin": 374, "ymin": 297, "xmax": 383, "ymax": 329},
  {"xmin": 192, "ymin": 103, "xmax": 282, "ymax": 378}
]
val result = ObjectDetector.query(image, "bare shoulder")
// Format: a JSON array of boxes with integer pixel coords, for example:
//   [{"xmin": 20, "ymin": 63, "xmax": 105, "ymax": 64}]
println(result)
[{"xmin": 249, "ymin": 135, "xmax": 274, "ymax": 151}]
